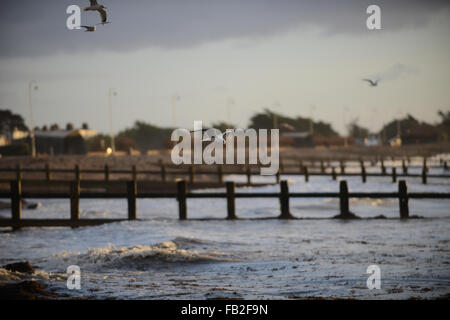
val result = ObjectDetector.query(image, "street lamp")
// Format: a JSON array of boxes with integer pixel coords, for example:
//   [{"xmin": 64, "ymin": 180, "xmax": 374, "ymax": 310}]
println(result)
[
  {"xmin": 272, "ymin": 101, "xmax": 281, "ymax": 129},
  {"xmin": 108, "ymin": 88, "xmax": 118, "ymax": 154},
  {"xmin": 343, "ymin": 106, "xmax": 349, "ymax": 147},
  {"xmin": 309, "ymin": 104, "xmax": 316, "ymax": 135},
  {"xmin": 172, "ymin": 94, "xmax": 181, "ymax": 127},
  {"xmin": 29, "ymin": 80, "xmax": 38, "ymax": 157}
]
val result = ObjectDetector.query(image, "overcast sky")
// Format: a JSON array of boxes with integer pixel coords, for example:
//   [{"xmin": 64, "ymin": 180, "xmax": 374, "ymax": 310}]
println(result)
[{"xmin": 1, "ymin": 0, "xmax": 449, "ymax": 134}]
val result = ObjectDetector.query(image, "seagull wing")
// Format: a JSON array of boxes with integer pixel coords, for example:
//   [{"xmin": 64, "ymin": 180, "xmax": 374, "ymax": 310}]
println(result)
[
  {"xmin": 98, "ymin": 8, "xmax": 107, "ymax": 23},
  {"xmin": 362, "ymin": 79, "xmax": 376, "ymax": 86},
  {"xmin": 89, "ymin": 0, "xmax": 98, "ymax": 6}
]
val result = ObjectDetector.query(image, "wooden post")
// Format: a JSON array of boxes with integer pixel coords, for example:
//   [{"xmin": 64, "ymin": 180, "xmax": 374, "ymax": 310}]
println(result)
[
  {"xmin": 392, "ymin": 167, "xmax": 397, "ymax": 183},
  {"xmin": 189, "ymin": 165, "xmax": 195, "ymax": 184},
  {"xmin": 423, "ymin": 157, "xmax": 427, "ymax": 172},
  {"xmin": 161, "ymin": 163, "xmax": 167, "ymax": 182},
  {"xmin": 16, "ymin": 164, "xmax": 22, "ymax": 181},
  {"xmin": 132, "ymin": 165, "xmax": 137, "ymax": 182},
  {"xmin": 275, "ymin": 169, "xmax": 280, "ymax": 184},
  {"xmin": 45, "ymin": 164, "xmax": 51, "ymax": 181},
  {"xmin": 75, "ymin": 165, "xmax": 81, "ymax": 183},
  {"xmin": 444, "ymin": 161, "xmax": 448, "ymax": 170},
  {"xmin": 402, "ymin": 159, "xmax": 408, "ymax": 175},
  {"xmin": 331, "ymin": 167, "xmax": 337, "ymax": 181},
  {"xmin": 70, "ymin": 181, "xmax": 80, "ymax": 224},
  {"xmin": 320, "ymin": 160, "xmax": 325, "ymax": 173},
  {"xmin": 246, "ymin": 166, "xmax": 251, "ymax": 184},
  {"xmin": 339, "ymin": 180, "xmax": 350, "ymax": 218},
  {"xmin": 226, "ymin": 182, "xmax": 236, "ymax": 220},
  {"xmin": 381, "ymin": 158, "xmax": 386, "ymax": 175},
  {"xmin": 11, "ymin": 180, "xmax": 22, "ymax": 229},
  {"xmin": 340, "ymin": 161, "xmax": 345, "ymax": 174},
  {"xmin": 361, "ymin": 166, "xmax": 366, "ymax": 183},
  {"xmin": 398, "ymin": 180, "xmax": 409, "ymax": 219},
  {"xmin": 177, "ymin": 180, "xmax": 187, "ymax": 220},
  {"xmin": 279, "ymin": 180, "xmax": 292, "ymax": 219},
  {"xmin": 127, "ymin": 180, "xmax": 137, "ymax": 220},
  {"xmin": 422, "ymin": 167, "xmax": 427, "ymax": 184},
  {"xmin": 104, "ymin": 165, "xmax": 109, "ymax": 182},
  {"xmin": 304, "ymin": 166, "xmax": 309, "ymax": 182},
  {"xmin": 217, "ymin": 165, "xmax": 223, "ymax": 184}
]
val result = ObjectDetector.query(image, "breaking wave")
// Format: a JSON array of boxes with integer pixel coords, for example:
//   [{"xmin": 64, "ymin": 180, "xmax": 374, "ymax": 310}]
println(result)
[{"xmin": 56, "ymin": 238, "xmax": 240, "ymax": 269}]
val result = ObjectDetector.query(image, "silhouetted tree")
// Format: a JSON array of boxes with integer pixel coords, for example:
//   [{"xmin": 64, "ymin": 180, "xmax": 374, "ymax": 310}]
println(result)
[
  {"xmin": 0, "ymin": 109, "xmax": 28, "ymax": 138},
  {"xmin": 347, "ymin": 118, "xmax": 369, "ymax": 139},
  {"xmin": 248, "ymin": 109, "xmax": 339, "ymax": 137}
]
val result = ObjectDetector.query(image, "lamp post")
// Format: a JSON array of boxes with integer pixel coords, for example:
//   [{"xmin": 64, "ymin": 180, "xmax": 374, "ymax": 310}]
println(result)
[
  {"xmin": 272, "ymin": 101, "xmax": 281, "ymax": 129},
  {"xmin": 29, "ymin": 80, "xmax": 38, "ymax": 157},
  {"xmin": 108, "ymin": 88, "xmax": 118, "ymax": 154},
  {"xmin": 309, "ymin": 104, "xmax": 316, "ymax": 135},
  {"xmin": 343, "ymin": 106, "xmax": 349, "ymax": 147}
]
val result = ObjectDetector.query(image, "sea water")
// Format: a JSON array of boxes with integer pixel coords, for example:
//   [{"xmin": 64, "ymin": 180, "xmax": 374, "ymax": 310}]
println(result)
[{"xmin": 0, "ymin": 158, "xmax": 449, "ymax": 299}]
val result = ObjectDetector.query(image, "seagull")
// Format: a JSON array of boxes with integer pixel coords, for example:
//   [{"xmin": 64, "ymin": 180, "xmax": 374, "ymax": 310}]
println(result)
[
  {"xmin": 362, "ymin": 78, "xmax": 379, "ymax": 87},
  {"xmin": 83, "ymin": 0, "xmax": 108, "ymax": 24},
  {"xmin": 190, "ymin": 129, "xmax": 234, "ymax": 144},
  {"xmin": 81, "ymin": 25, "xmax": 96, "ymax": 32}
]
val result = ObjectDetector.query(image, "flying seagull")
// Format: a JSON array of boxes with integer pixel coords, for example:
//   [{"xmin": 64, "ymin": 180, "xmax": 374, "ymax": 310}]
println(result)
[
  {"xmin": 83, "ymin": 0, "xmax": 109, "ymax": 24},
  {"xmin": 81, "ymin": 25, "xmax": 96, "ymax": 32},
  {"xmin": 190, "ymin": 129, "xmax": 234, "ymax": 144},
  {"xmin": 362, "ymin": 78, "xmax": 379, "ymax": 87}
]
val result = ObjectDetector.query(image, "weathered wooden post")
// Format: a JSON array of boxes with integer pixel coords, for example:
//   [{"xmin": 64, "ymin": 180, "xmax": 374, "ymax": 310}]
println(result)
[
  {"xmin": 161, "ymin": 163, "xmax": 167, "ymax": 182},
  {"xmin": 104, "ymin": 165, "xmax": 110, "ymax": 182},
  {"xmin": 226, "ymin": 182, "xmax": 236, "ymax": 220},
  {"xmin": 340, "ymin": 160, "xmax": 345, "ymax": 174},
  {"xmin": 392, "ymin": 167, "xmax": 397, "ymax": 183},
  {"xmin": 422, "ymin": 167, "xmax": 427, "ymax": 185},
  {"xmin": 298, "ymin": 160, "xmax": 304, "ymax": 173},
  {"xmin": 279, "ymin": 180, "xmax": 292, "ymax": 219},
  {"xmin": 246, "ymin": 166, "xmax": 251, "ymax": 184},
  {"xmin": 132, "ymin": 165, "xmax": 137, "ymax": 182},
  {"xmin": 444, "ymin": 161, "xmax": 448, "ymax": 170},
  {"xmin": 361, "ymin": 166, "xmax": 367, "ymax": 183},
  {"xmin": 304, "ymin": 166, "xmax": 309, "ymax": 182},
  {"xmin": 339, "ymin": 180, "xmax": 350, "ymax": 218},
  {"xmin": 402, "ymin": 159, "xmax": 408, "ymax": 175},
  {"xmin": 217, "ymin": 165, "xmax": 223, "ymax": 184},
  {"xmin": 275, "ymin": 168, "xmax": 280, "ymax": 184},
  {"xmin": 70, "ymin": 181, "xmax": 80, "ymax": 225},
  {"xmin": 320, "ymin": 160, "xmax": 325, "ymax": 173},
  {"xmin": 177, "ymin": 180, "xmax": 187, "ymax": 220},
  {"xmin": 16, "ymin": 164, "xmax": 22, "ymax": 181},
  {"xmin": 45, "ymin": 164, "xmax": 51, "ymax": 181},
  {"xmin": 381, "ymin": 159, "xmax": 386, "ymax": 175},
  {"xmin": 75, "ymin": 164, "xmax": 81, "ymax": 184},
  {"xmin": 331, "ymin": 167, "xmax": 337, "ymax": 181},
  {"xmin": 11, "ymin": 180, "xmax": 22, "ymax": 229},
  {"xmin": 398, "ymin": 180, "xmax": 409, "ymax": 219},
  {"xmin": 189, "ymin": 165, "xmax": 195, "ymax": 184},
  {"xmin": 127, "ymin": 180, "xmax": 137, "ymax": 220}
]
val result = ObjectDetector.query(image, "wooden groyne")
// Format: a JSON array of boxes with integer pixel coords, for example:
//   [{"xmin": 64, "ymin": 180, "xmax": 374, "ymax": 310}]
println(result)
[
  {"xmin": 0, "ymin": 158, "xmax": 449, "ymax": 187},
  {"xmin": 1, "ymin": 177, "xmax": 450, "ymax": 229}
]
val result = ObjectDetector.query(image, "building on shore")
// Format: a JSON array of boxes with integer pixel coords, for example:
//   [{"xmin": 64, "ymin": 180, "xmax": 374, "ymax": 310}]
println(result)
[{"xmin": 34, "ymin": 128, "xmax": 97, "ymax": 155}]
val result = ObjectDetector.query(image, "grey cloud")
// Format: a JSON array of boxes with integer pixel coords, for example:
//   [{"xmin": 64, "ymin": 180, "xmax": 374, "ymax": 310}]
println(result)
[{"xmin": 0, "ymin": 0, "xmax": 449, "ymax": 57}]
